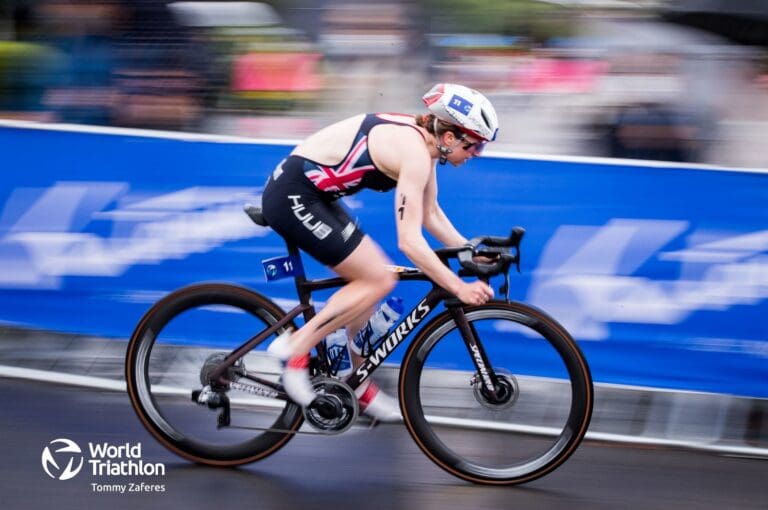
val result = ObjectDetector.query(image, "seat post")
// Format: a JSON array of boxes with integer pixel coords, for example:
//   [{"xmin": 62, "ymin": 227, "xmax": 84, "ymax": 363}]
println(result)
[
  {"xmin": 284, "ymin": 242, "xmax": 314, "ymax": 323},
  {"xmin": 243, "ymin": 204, "xmax": 315, "ymax": 321}
]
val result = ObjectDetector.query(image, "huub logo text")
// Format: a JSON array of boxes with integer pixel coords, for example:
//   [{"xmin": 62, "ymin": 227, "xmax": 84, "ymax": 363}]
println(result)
[{"xmin": 287, "ymin": 195, "xmax": 333, "ymax": 239}]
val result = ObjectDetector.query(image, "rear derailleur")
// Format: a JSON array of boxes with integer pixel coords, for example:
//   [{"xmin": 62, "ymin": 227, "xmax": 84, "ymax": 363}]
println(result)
[{"xmin": 190, "ymin": 353, "xmax": 246, "ymax": 428}]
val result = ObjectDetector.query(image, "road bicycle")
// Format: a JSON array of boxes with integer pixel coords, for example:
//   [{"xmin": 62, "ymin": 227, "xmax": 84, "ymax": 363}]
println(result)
[{"xmin": 125, "ymin": 205, "xmax": 593, "ymax": 485}]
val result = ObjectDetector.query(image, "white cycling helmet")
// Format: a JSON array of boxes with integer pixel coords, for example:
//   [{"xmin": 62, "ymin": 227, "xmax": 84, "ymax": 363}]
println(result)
[{"xmin": 422, "ymin": 83, "xmax": 499, "ymax": 142}]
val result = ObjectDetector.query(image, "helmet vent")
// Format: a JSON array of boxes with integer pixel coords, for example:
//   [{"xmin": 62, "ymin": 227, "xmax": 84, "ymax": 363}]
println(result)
[{"xmin": 480, "ymin": 109, "xmax": 491, "ymax": 128}]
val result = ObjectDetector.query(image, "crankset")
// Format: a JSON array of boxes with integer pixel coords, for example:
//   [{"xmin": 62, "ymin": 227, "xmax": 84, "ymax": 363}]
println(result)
[{"xmin": 303, "ymin": 377, "xmax": 359, "ymax": 434}]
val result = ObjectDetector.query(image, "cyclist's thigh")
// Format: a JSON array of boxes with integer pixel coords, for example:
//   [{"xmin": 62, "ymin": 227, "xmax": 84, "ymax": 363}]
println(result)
[
  {"xmin": 263, "ymin": 180, "xmax": 365, "ymax": 267},
  {"xmin": 332, "ymin": 236, "xmax": 395, "ymax": 284}
]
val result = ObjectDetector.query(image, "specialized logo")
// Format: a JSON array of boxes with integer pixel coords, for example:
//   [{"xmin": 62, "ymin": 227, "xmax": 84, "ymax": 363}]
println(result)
[
  {"xmin": 470, "ymin": 344, "xmax": 494, "ymax": 391},
  {"xmin": 42, "ymin": 438, "xmax": 84, "ymax": 481},
  {"xmin": 356, "ymin": 299, "xmax": 431, "ymax": 379}
]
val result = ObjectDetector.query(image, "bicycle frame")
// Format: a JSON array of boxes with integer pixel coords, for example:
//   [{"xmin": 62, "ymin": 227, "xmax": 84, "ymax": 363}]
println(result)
[
  {"xmin": 127, "ymin": 215, "xmax": 594, "ymax": 484},
  {"xmin": 210, "ymin": 242, "xmax": 503, "ymax": 400}
]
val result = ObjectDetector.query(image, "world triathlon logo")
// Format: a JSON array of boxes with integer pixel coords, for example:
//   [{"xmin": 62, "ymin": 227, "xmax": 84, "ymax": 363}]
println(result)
[
  {"xmin": 41, "ymin": 438, "xmax": 84, "ymax": 481},
  {"xmin": 40, "ymin": 438, "xmax": 167, "ymax": 492}
]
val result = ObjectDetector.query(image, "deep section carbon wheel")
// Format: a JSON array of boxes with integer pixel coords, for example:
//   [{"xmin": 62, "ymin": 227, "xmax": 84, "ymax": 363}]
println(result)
[
  {"xmin": 399, "ymin": 301, "xmax": 593, "ymax": 485},
  {"xmin": 126, "ymin": 283, "xmax": 303, "ymax": 466}
]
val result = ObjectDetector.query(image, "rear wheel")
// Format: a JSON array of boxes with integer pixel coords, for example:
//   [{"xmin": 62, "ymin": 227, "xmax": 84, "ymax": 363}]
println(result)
[
  {"xmin": 399, "ymin": 301, "xmax": 593, "ymax": 485},
  {"xmin": 125, "ymin": 283, "xmax": 303, "ymax": 466}
]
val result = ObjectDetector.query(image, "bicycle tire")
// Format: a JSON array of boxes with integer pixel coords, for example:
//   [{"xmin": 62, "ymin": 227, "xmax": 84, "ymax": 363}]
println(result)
[
  {"xmin": 399, "ymin": 301, "xmax": 593, "ymax": 485},
  {"xmin": 125, "ymin": 283, "xmax": 303, "ymax": 466}
]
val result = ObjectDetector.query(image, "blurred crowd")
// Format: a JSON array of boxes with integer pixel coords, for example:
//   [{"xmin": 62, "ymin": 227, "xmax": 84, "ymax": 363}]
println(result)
[
  {"xmin": 1, "ymin": 0, "xmax": 767, "ymax": 168},
  {"xmin": 0, "ymin": 0, "xmax": 209, "ymax": 130}
]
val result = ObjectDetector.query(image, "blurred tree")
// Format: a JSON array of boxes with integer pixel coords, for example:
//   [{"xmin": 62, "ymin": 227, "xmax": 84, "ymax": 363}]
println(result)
[
  {"xmin": 420, "ymin": 0, "xmax": 574, "ymax": 43},
  {"xmin": 0, "ymin": 1, "xmax": 60, "ymax": 121}
]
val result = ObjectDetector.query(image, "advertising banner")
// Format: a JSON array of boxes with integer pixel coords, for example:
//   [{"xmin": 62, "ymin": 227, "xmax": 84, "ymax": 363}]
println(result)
[{"xmin": 0, "ymin": 123, "xmax": 765, "ymax": 396}]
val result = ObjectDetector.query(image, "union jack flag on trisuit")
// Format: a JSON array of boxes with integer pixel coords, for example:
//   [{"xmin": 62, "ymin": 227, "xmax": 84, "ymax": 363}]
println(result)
[{"xmin": 304, "ymin": 136, "xmax": 375, "ymax": 193}]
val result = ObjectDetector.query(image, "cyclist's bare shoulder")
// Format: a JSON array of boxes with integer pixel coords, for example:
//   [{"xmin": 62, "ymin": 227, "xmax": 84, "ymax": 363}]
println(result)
[
  {"xmin": 291, "ymin": 114, "xmax": 365, "ymax": 165},
  {"xmin": 368, "ymin": 116, "xmax": 432, "ymax": 178}
]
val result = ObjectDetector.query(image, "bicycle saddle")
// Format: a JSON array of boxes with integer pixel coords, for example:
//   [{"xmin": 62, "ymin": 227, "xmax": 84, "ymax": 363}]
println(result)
[{"xmin": 244, "ymin": 204, "xmax": 269, "ymax": 227}]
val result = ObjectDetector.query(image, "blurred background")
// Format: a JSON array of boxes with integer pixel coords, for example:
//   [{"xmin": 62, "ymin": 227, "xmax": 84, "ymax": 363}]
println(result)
[
  {"xmin": 0, "ymin": 2, "xmax": 767, "ymax": 503},
  {"xmin": 1, "ymin": 0, "xmax": 767, "ymax": 168}
]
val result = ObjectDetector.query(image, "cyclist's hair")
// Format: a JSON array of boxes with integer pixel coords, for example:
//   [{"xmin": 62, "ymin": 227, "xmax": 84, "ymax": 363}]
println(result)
[{"xmin": 416, "ymin": 114, "xmax": 464, "ymax": 139}]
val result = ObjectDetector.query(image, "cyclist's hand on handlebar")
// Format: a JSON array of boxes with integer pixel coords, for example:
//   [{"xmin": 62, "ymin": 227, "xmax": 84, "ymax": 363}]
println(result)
[
  {"xmin": 456, "ymin": 280, "xmax": 494, "ymax": 306},
  {"xmin": 473, "ymin": 254, "xmax": 499, "ymax": 264}
]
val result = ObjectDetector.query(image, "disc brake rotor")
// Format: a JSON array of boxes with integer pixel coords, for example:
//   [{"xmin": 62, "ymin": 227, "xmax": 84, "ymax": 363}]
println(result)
[{"xmin": 472, "ymin": 371, "xmax": 520, "ymax": 411}]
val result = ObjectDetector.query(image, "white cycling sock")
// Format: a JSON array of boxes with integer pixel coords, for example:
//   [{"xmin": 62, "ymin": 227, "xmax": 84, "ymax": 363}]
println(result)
[
  {"xmin": 282, "ymin": 355, "xmax": 315, "ymax": 407},
  {"xmin": 266, "ymin": 329, "xmax": 294, "ymax": 360},
  {"xmin": 356, "ymin": 380, "xmax": 401, "ymax": 422},
  {"xmin": 267, "ymin": 331, "xmax": 316, "ymax": 407}
]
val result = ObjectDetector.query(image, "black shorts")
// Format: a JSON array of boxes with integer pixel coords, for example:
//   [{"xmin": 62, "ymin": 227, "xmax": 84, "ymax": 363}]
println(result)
[{"xmin": 261, "ymin": 156, "xmax": 366, "ymax": 267}]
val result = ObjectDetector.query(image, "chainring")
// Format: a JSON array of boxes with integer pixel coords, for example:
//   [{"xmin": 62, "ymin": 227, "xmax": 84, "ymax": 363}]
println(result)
[{"xmin": 303, "ymin": 377, "xmax": 359, "ymax": 434}]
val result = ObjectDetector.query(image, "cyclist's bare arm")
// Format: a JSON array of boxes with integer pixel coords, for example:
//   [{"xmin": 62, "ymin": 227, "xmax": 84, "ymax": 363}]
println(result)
[
  {"xmin": 392, "ymin": 135, "xmax": 493, "ymax": 305},
  {"xmin": 422, "ymin": 164, "xmax": 499, "ymax": 264},
  {"xmin": 421, "ymin": 167, "xmax": 467, "ymax": 248}
]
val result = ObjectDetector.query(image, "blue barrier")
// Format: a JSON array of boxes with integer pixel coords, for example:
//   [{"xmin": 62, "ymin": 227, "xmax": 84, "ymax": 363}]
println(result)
[{"xmin": 1, "ymin": 122, "xmax": 766, "ymax": 397}]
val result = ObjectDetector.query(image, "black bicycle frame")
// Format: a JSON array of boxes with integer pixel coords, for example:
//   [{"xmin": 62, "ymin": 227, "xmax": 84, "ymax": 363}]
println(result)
[{"xmin": 210, "ymin": 242, "xmax": 502, "ymax": 399}]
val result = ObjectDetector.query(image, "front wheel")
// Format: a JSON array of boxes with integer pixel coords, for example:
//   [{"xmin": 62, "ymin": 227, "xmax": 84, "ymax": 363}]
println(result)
[
  {"xmin": 125, "ymin": 283, "xmax": 303, "ymax": 466},
  {"xmin": 399, "ymin": 301, "xmax": 593, "ymax": 485}
]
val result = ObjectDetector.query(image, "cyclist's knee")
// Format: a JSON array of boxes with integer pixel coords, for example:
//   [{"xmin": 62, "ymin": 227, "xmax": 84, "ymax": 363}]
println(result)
[
  {"xmin": 333, "ymin": 237, "xmax": 397, "ymax": 299},
  {"xmin": 363, "ymin": 267, "xmax": 397, "ymax": 300},
  {"xmin": 381, "ymin": 269, "xmax": 398, "ymax": 295}
]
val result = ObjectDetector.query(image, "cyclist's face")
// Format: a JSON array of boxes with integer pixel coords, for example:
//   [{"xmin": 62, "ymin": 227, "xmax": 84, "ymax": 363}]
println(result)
[{"xmin": 445, "ymin": 133, "xmax": 485, "ymax": 166}]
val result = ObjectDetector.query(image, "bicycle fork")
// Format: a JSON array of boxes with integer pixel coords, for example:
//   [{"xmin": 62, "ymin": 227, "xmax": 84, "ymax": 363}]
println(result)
[{"xmin": 448, "ymin": 306, "xmax": 504, "ymax": 403}]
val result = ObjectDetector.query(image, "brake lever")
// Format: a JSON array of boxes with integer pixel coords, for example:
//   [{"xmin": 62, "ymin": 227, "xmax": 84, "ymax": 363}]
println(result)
[
  {"xmin": 499, "ymin": 271, "xmax": 510, "ymax": 302},
  {"xmin": 511, "ymin": 227, "xmax": 525, "ymax": 273},
  {"xmin": 498, "ymin": 251, "xmax": 515, "ymax": 302}
]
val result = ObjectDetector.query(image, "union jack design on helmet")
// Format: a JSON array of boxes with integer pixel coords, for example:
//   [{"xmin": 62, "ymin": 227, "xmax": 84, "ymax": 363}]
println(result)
[{"xmin": 422, "ymin": 83, "xmax": 499, "ymax": 142}]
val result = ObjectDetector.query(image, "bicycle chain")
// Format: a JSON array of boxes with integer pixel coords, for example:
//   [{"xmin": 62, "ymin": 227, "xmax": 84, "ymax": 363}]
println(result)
[{"xmin": 229, "ymin": 381, "xmax": 280, "ymax": 399}]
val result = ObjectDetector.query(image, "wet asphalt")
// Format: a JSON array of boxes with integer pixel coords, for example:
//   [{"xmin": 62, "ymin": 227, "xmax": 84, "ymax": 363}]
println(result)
[{"xmin": 1, "ymin": 378, "xmax": 766, "ymax": 510}]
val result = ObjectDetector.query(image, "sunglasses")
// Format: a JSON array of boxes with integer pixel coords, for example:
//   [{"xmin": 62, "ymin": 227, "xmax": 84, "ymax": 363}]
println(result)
[{"xmin": 460, "ymin": 138, "xmax": 487, "ymax": 154}]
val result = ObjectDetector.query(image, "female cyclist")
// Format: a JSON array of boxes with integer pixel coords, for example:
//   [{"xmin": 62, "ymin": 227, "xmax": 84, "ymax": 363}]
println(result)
[{"xmin": 262, "ymin": 83, "xmax": 499, "ymax": 420}]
